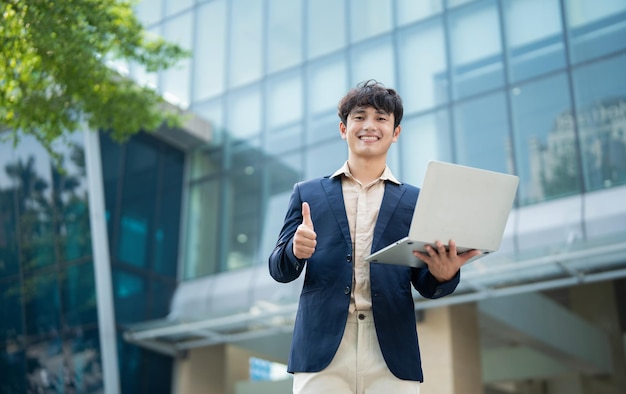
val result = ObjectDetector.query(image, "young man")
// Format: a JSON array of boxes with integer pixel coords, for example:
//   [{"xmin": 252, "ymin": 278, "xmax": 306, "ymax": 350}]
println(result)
[{"xmin": 269, "ymin": 80, "xmax": 480, "ymax": 393}]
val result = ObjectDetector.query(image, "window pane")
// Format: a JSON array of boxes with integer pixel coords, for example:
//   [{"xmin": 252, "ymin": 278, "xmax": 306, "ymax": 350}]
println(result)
[
  {"xmin": 161, "ymin": 12, "xmax": 193, "ymax": 108},
  {"xmin": 265, "ymin": 125, "xmax": 303, "ymax": 155},
  {"xmin": 24, "ymin": 271, "xmax": 60, "ymax": 335},
  {"xmin": 0, "ymin": 138, "xmax": 19, "ymax": 277},
  {"xmin": 349, "ymin": 0, "xmax": 393, "ymax": 43},
  {"xmin": 268, "ymin": 0, "xmax": 303, "ymax": 73},
  {"xmin": 351, "ymin": 37, "xmax": 396, "ymax": 87},
  {"xmin": 565, "ymin": 0, "xmax": 626, "ymax": 63},
  {"xmin": 64, "ymin": 328, "xmax": 103, "ymax": 392},
  {"xmin": 229, "ymin": 0, "xmax": 263, "ymax": 87},
  {"xmin": 113, "ymin": 269, "xmax": 146, "ymax": 324},
  {"xmin": 307, "ymin": 113, "xmax": 341, "ymax": 146},
  {"xmin": 164, "ymin": 0, "xmax": 193, "ymax": 17},
  {"xmin": 453, "ymin": 92, "xmax": 512, "ymax": 174},
  {"xmin": 184, "ymin": 179, "xmax": 220, "ymax": 278},
  {"xmin": 503, "ymin": 0, "xmax": 566, "ymax": 82},
  {"xmin": 307, "ymin": 0, "xmax": 346, "ymax": 59},
  {"xmin": 0, "ymin": 349, "xmax": 26, "ymax": 393},
  {"xmin": 193, "ymin": 97, "xmax": 225, "ymax": 147},
  {"xmin": 398, "ymin": 18, "xmax": 448, "ymax": 113},
  {"xmin": 267, "ymin": 72, "xmax": 303, "ymax": 129},
  {"xmin": 134, "ymin": 0, "xmax": 163, "ymax": 27},
  {"xmin": 62, "ymin": 262, "xmax": 97, "ymax": 327},
  {"xmin": 572, "ymin": 54, "xmax": 626, "ymax": 191},
  {"xmin": 228, "ymin": 86, "xmax": 262, "ymax": 140},
  {"xmin": 449, "ymin": 0, "xmax": 504, "ymax": 99},
  {"xmin": 400, "ymin": 110, "xmax": 453, "ymax": 186},
  {"xmin": 511, "ymin": 74, "xmax": 581, "ymax": 205},
  {"xmin": 308, "ymin": 55, "xmax": 348, "ymax": 115},
  {"xmin": 0, "ymin": 279, "xmax": 22, "ymax": 341},
  {"xmin": 194, "ymin": 0, "xmax": 227, "ymax": 101},
  {"xmin": 396, "ymin": 0, "xmax": 443, "ymax": 26}
]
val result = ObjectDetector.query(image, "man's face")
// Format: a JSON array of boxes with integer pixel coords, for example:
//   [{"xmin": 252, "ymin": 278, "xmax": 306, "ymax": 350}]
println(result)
[{"xmin": 339, "ymin": 106, "xmax": 401, "ymax": 160}]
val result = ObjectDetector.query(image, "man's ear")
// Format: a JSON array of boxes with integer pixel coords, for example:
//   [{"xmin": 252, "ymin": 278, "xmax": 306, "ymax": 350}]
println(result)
[
  {"xmin": 339, "ymin": 122, "xmax": 347, "ymax": 140},
  {"xmin": 392, "ymin": 125, "xmax": 402, "ymax": 141}
]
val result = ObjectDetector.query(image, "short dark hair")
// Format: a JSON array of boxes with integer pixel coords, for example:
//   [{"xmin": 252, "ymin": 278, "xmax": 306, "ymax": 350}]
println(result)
[{"xmin": 337, "ymin": 80, "xmax": 404, "ymax": 128}]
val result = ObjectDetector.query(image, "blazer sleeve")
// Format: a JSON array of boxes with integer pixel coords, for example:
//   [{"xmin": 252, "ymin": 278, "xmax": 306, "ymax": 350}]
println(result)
[
  {"xmin": 412, "ymin": 267, "xmax": 461, "ymax": 299},
  {"xmin": 268, "ymin": 183, "xmax": 307, "ymax": 283}
]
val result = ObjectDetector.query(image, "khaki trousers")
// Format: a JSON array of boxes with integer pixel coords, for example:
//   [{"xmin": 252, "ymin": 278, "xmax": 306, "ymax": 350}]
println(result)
[{"xmin": 293, "ymin": 311, "xmax": 421, "ymax": 394}]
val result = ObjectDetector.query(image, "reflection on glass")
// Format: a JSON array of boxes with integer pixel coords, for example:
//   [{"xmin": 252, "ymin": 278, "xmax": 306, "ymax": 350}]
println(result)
[
  {"xmin": 503, "ymin": 0, "xmax": 566, "ymax": 82},
  {"xmin": 185, "ymin": 179, "xmax": 221, "ymax": 278},
  {"xmin": 307, "ymin": 0, "xmax": 346, "ymax": 59},
  {"xmin": 229, "ymin": 0, "xmax": 263, "ymax": 87},
  {"xmin": 0, "ymin": 348, "xmax": 26, "ymax": 392},
  {"xmin": 162, "ymin": 12, "xmax": 193, "ymax": 108},
  {"xmin": 265, "ymin": 125, "xmax": 303, "ymax": 155},
  {"xmin": 398, "ymin": 18, "xmax": 448, "ymax": 113},
  {"xmin": 396, "ymin": 0, "xmax": 443, "ymax": 26},
  {"xmin": 24, "ymin": 271, "xmax": 61, "ymax": 335},
  {"xmin": 113, "ymin": 269, "xmax": 146, "ymax": 324},
  {"xmin": 62, "ymin": 262, "xmax": 97, "ymax": 327},
  {"xmin": 453, "ymin": 91, "xmax": 512, "ymax": 174},
  {"xmin": 400, "ymin": 111, "xmax": 452, "ymax": 186},
  {"xmin": 268, "ymin": 0, "xmax": 303, "ymax": 73},
  {"xmin": 349, "ymin": 0, "xmax": 393, "ymax": 43},
  {"xmin": 194, "ymin": 0, "xmax": 227, "ymax": 101},
  {"xmin": 449, "ymin": 0, "xmax": 504, "ymax": 99},
  {"xmin": 573, "ymin": 54, "xmax": 626, "ymax": 191},
  {"xmin": 565, "ymin": 0, "xmax": 626, "ymax": 64},
  {"xmin": 305, "ymin": 139, "xmax": 347, "ymax": 179},
  {"xmin": 0, "ymin": 280, "xmax": 22, "ymax": 342},
  {"xmin": 511, "ymin": 74, "xmax": 580, "ymax": 205}
]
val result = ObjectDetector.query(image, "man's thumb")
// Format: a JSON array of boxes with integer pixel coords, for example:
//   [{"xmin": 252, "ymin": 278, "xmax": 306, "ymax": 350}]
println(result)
[{"xmin": 302, "ymin": 202, "xmax": 314, "ymax": 229}]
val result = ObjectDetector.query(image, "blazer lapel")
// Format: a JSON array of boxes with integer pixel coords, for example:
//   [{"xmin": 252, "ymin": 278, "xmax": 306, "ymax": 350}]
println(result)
[
  {"xmin": 372, "ymin": 182, "xmax": 405, "ymax": 251},
  {"xmin": 321, "ymin": 177, "xmax": 352, "ymax": 248}
]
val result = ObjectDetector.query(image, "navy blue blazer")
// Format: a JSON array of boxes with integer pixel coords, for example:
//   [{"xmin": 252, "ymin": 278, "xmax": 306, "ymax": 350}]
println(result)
[{"xmin": 268, "ymin": 175, "xmax": 460, "ymax": 382}]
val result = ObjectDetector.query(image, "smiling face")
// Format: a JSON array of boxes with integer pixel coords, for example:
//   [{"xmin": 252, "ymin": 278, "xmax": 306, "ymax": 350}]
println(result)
[{"xmin": 339, "ymin": 105, "xmax": 401, "ymax": 162}]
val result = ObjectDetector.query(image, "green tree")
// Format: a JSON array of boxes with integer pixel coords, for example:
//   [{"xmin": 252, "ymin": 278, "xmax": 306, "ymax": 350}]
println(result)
[{"xmin": 0, "ymin": 0, "xmax": 189, "ymax": 159}]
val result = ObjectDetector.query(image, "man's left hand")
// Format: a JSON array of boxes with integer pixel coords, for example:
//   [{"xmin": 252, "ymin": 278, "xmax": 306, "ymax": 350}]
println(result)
[{"xmin": 413, "ymin": 240, "xmax": 481, "ymax": 282}]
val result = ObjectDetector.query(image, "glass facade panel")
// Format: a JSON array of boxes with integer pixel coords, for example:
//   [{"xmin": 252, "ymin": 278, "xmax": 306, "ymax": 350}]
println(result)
[
  {"xmin": 0, "ymin": 279, "xmax": 22, "ymax": 342},
  {"xmin": 228, "ymin": 85, "xmax": 262, "ymax": 140},
  {"xmin": 510, "ymin": 74, "xmax": 580, "ymax": 205},
  {"xmin": 351, "ymin": 37, "xmax": 396, "ymax": 87},
  {"xmin": 267, "ymin": 72, "xmax": 303, "ymax": 129},
  {"xmin": 134, "ymin": 0, "xmax": 163, "ymax": 27},
  {"xmin": 307, "ymin": 112, "xmax": 342, "ymax": 145},
  {"xmin": 307, "ymin": 0, "xmax": 346, "ymax": 59},
  {"xmin": 62, "ymin": 262, "xmax": 98, "ymax": 327},
  {"xmin": 349, "ymin": 0, "xmax": 393, "ymax": 43},
  {"xmin": 265, "ymin": 125, "xmax": 303, "ymax": 155},
  {"xmin": 396, "ymin": 0, "xmax": 443, "ymax": 26},
  {"xmin": 572, "ymin": 54, "xmax": 626, "ymax": 191},
  {"xmin": 268, "ymin": 0, "xmax": 303, "ymax": 73},
  {"xmin": 449, "ymin": 0, "xmax": 504, "ymax": 99},
  {"xmin": 113, "ymin": 269, "xmax": 147, "ymax": 324},
  {"xmin": 565, "ymin": 0, "xmax": 626, "ymax": 63},
  {"xmin": 24, "ymin": 270, "xmax": 61, "ymax": 336},
  {"xmin": 400, "ymin": 110, "xmax": 453, "ymax": 186},
  {"xmin": 308, "ymin": 55, "xmax": 348, "ymax": 116},
  {"xmin": 228, "ymin": 0, "xmax": 263, "ymax": 87},
  {"xmin": 0, "ymin": 349, "xmax": 26, "ymax": 393},
  {"xmin": 305, "ymin": 139, "xmax": 347, "ymax": 179},
  {"xmin": 161, "ymin": 11, "xmax": 193, "ymax": 108},
  {"xmin": 164, "ymin": 0, "xmax": 193, "ymax": 17},
  {"xmin": 398, "ymin": 18, "xmax": 448, "ymax": 113},
  {"xmin": 193, "ymin": 0, "xmax": 227, "ymax": 101},
  {"xmin": 453, "ymin": 91, "xmax": 512, "ymax": 174},
  {"xmin": 503, "ymin": 0, "xmax": 566, "ymax": 82},
  {"xmin": 0, "ymin": 141, "xmax": 19, "ymax": 278},
  {"xmin": 185, "ymin": 179, "xmax": 221, "ymax": 278}
]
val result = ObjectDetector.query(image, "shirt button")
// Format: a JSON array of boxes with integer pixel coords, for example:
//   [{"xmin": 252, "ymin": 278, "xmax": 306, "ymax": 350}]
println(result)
[
  {"xmin": 344, "ymin": 286, "xmax": 350, "ymax": 295},
  {"xmin": 346, "ymin": 254, "xmax": 352, "ymax": 263},
  {"xmin": 358, "ymin": 313, "xmax": 366, "ymax": 320}
]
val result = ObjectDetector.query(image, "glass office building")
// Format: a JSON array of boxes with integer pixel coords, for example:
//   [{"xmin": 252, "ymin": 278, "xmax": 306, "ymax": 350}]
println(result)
[{"xmin": 1, "ymin": 0, "xmax": 626, "ymax": 393}]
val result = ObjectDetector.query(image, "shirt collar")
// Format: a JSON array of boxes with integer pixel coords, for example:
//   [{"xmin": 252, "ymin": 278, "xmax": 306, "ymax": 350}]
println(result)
[{"xmin": 330, "ymin": 161, "xmax": 401, "ymax": 185}]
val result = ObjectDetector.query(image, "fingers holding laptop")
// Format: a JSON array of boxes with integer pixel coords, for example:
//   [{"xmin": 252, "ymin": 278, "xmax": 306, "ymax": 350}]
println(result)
[{"xmin": 413, "ymin": 240, "xmax": 481, "ymax": 282}]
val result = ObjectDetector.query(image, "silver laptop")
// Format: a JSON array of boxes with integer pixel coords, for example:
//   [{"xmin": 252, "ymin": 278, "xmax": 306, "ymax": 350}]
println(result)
[{"xmin": 365, "ymin": 161, "xmax": 519, "ymax": 267}]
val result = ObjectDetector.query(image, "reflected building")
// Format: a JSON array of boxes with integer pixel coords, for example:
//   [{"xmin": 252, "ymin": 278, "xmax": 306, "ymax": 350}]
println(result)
[{"xmin": 2, "ymin": 0, "xmax": 626, "ymax": 394}]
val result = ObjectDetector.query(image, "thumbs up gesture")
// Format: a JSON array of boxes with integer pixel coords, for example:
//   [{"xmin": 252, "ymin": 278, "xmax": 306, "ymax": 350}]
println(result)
[{"xmin": 293, "ymin": 202, "xmax": 317, "ymax": 259}]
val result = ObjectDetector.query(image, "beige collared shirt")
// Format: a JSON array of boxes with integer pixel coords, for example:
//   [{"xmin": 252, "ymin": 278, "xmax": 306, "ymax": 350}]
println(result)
[{"xmin": 331, "ymin": 162, "xmax": 401, "ymax": 313}]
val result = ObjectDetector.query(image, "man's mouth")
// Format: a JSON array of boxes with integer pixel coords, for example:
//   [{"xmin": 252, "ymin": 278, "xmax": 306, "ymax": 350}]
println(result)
[{"xmin": 359, "ymin": 135, "xmax": 380, "ymax": 142}]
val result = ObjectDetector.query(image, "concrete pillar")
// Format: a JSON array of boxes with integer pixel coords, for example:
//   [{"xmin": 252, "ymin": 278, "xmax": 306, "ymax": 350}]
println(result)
[
  {"xmin": 418, "ymin": 303, "xmax": 483, "ymax": 394},
  {"xmin": 569, "ymin": 281, "xmax": 626, "ymax": 394}
]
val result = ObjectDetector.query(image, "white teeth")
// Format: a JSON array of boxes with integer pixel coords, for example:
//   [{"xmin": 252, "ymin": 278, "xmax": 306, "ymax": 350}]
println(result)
[{"xmin": 360, "ymin": 136, "xmax": 378, "ymax": 141}]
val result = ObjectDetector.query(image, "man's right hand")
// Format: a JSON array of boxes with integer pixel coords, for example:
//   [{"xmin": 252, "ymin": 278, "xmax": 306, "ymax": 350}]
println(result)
[{"xmin": 293, "ymin": 202, "xmax": 317, "ymax": 259}]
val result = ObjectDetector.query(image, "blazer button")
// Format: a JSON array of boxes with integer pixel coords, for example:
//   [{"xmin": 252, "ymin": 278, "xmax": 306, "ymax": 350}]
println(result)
[
  {"xmin": 346, "ymin": 254, "xmax": 352, "ymax": 263},
  {"xmin": 344, "ymin": 286, "xmax": 350, "ymax": 295}
]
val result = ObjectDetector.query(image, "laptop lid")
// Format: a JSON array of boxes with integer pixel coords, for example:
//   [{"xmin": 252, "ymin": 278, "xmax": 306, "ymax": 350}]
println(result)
[{"xmin": 365, "ymin": 161, "xmax": 519, "ymax": 267}]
